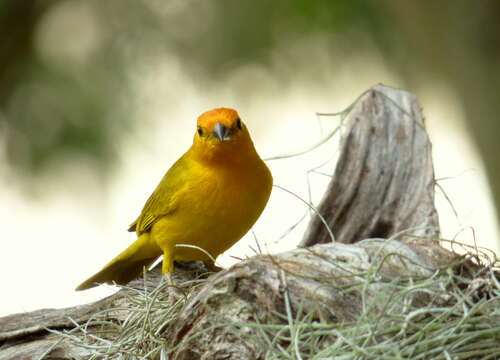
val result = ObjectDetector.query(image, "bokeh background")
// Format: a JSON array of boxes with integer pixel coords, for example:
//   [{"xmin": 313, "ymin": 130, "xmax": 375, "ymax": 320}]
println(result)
[{"xmin": 1, "ymin": 0, "xmax": 499, "ymax": 316}]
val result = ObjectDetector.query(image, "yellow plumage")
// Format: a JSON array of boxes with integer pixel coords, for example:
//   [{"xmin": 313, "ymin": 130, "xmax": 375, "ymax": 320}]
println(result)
[{"xmin": 76, "ymin": 108, "xmax": 272, "ymax": 290}]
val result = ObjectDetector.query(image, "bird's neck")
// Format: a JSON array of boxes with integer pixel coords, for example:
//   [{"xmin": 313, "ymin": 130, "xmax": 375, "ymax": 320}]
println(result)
[{"xmin": 190, "ymin": 137, "xmax": 260, "ymax": 167}]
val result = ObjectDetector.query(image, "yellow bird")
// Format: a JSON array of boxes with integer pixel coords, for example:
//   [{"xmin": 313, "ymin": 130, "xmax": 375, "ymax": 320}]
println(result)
[{"xmin": 76, "ymin": 108, "xmax": 272, "ymax": 290}]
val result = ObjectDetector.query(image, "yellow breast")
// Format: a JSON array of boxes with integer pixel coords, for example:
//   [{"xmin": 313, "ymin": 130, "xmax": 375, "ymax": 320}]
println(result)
[{"xmin": 151, "ymin": 154, "xmax": 272, "ymax": 263}]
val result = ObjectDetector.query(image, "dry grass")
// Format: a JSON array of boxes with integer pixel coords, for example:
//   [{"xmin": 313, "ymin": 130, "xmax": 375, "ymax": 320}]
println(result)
[{"xmin": 49, "ymin": 240, "xmax": 500, "ymax": 360}]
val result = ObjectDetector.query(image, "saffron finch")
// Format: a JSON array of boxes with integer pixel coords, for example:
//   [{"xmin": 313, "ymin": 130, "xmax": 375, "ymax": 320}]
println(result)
[{"xmin": 76, "ymin": 108, "xmax": 272, "ymax": 290}]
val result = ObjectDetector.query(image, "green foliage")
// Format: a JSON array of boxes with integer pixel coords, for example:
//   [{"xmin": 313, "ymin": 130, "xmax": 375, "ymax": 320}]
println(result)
[
  {"xmin": 2, "ymin": 0, "xmax": 500, "ymax": 192},
  {"xmin": 0, "ymin": 0, "xmax": 384, "ymax": 179}
]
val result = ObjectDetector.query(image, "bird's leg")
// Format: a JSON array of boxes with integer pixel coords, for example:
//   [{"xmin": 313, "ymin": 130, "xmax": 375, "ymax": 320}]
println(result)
[
  {"xmin": 161, "ymin": 255, "xmax": 175, "ymax": 285},
  {"xmin": 165, "ymin": 272, "xmax": 174, "ymax": 287},
  {"xmin": 161, "ymin": 251, "xmax": 181, "ymax": 300},
  {"xmin": 162, "ymin": 254, "xmax": 173, "ymax": 275}
]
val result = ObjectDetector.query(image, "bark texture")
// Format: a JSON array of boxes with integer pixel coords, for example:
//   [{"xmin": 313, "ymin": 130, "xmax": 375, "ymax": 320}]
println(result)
[
  {"xmin": 0, "ymin": 85, "xmax": 461, "ymax": 360},
  {"xmin": 301, "ymin": 85, "xmax": 439, "ymax": 246},
  {"xmin": 0, "ymin": 263, "xmax": 203, "ymax": 360},
  {"xmin": 0, "ymin": 240, "xmax": 463, "ymax": 360},
  {"xmin": 165, "ymin": 239, "xmax": 460, "ymax": 359}
]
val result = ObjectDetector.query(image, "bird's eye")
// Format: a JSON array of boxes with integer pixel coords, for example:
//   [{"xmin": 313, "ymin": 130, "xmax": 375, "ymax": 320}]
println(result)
[
  {"xmin": 197, "ymin": 126, "xmax": 203, "ymax": 136},
  {"xmin": 236, "ymin": 118, "xmax": 242, "ymax": 130}
]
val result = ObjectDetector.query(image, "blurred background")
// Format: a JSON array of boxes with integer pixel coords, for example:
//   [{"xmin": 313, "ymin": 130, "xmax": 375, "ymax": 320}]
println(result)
[{"xmin": 1, "ymin": 0, "xmax": 499, "ymax": 316}]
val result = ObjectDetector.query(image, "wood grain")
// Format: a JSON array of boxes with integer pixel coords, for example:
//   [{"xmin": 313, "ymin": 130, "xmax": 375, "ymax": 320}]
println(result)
[{"xmin": 301, "ymin": 85, "xmax": 439, "ymax": 246}]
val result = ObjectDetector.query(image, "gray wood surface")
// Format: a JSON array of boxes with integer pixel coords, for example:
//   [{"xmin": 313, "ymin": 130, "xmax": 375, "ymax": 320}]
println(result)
[{"xmin": 301, "ymin": 85, "xmax": 439, "ymax": 246}]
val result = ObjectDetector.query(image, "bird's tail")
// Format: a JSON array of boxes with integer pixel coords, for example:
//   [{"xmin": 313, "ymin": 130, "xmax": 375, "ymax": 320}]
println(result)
[{"xmin": 76, "ymin": 233, "xmax": 161, "ymax": 291}]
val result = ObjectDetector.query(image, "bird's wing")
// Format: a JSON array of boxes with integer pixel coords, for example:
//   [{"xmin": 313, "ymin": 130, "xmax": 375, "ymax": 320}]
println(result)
[{"xmin": 128, "ymin": 153, "xmax": 190, "ymax": 234}]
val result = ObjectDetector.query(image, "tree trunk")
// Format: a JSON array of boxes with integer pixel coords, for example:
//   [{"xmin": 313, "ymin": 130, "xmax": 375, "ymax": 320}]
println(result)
[{"xmin": 301, "ymin": 85, "xmax": 439, "ymax": 246}]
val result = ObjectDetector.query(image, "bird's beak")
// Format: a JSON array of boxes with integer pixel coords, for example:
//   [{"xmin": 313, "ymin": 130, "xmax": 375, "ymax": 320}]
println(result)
[{"xmin": 213, "ymin": 122, "xmax": 230, "ymax": 141}]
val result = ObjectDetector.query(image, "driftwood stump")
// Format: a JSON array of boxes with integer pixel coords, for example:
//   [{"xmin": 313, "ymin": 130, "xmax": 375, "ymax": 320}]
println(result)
[
  {"xmin": 0, "ymin": 85, "xmax": 476, "ymax": 360},
  {"xmin": 301, "ymin": 85, "xmax": 439, "ymax": 246}
]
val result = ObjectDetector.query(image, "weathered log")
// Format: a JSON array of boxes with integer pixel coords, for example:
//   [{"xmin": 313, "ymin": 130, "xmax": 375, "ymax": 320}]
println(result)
[
  {"xmin": 165, "ymin": 239, "xmax": 462, "ymax": 359},
  {"xmin": 0, "ymin": 238, "xmax": 488, "ymax": 360},
  {"xmin": 301, "ymin": 85, "xmax": 440, "ymax": 246},
  {"xmin": 0, "ymin": 263, "xmax": 204, "ymax": 360}
]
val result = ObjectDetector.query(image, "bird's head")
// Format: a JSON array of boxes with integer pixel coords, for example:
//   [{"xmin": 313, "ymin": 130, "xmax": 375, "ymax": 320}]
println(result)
[{"xmin": 192, "ymin": 108, "xmax": 253, "ymax": 162}]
